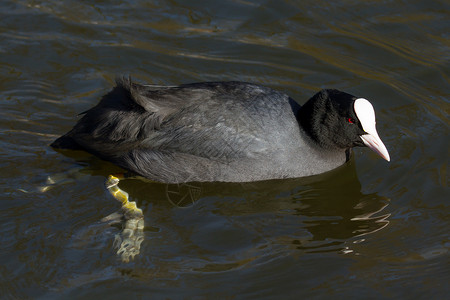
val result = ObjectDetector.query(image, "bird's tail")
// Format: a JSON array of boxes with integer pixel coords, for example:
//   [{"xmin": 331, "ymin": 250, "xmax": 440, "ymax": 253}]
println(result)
[{"xmin": 50, "ymin": 131, "xmax": 82, "ymax": 150}]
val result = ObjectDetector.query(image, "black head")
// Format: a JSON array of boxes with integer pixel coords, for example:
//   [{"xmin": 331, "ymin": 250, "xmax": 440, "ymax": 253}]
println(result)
[{"xmin": 299, "ymin": 89, "xmax": 390, "ymax": 161}]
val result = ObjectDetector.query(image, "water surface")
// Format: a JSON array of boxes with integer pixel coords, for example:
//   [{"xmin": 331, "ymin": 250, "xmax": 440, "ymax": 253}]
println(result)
[{"xmin": 0, "ymin": 0, "xmax": 448, "ymax": 299}]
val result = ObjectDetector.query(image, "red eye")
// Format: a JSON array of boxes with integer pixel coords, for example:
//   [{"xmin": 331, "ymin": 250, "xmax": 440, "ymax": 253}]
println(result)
[{"xmin": 347, "ymin": 118, "xmax": 355, "ymax": 124}]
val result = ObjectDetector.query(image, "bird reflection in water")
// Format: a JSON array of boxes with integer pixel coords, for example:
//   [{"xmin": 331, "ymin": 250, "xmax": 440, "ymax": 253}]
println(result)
[
  {"xmin": 102, "ymin": 158, "xmax": 390, "ymax": 261},
  {"xmin": 42, "ymin": 155, "xmax": 389, "ymax": 262}
]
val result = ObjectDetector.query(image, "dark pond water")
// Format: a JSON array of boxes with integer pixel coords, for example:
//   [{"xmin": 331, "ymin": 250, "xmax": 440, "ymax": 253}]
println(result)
[{"xmin": 1, "ymin": 0, "xmax": 449, "ymax": 299}]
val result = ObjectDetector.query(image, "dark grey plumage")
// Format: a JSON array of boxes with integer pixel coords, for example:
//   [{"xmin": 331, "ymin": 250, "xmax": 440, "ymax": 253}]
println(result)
[{"xmin": 52, "ymin": 78, "xmax": 371, "ymax": 183}]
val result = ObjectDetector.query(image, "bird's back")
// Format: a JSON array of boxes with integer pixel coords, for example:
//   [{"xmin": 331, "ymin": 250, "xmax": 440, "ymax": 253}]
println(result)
[{"xmin": 52, "ymin": 79, "xmax": 347, "ymax": 182}]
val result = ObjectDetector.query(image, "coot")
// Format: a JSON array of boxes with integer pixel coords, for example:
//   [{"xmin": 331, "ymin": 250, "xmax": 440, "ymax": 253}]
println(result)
[{"xmin": 51, "ymin": 78, "xmax": 390, "ymax": 183}]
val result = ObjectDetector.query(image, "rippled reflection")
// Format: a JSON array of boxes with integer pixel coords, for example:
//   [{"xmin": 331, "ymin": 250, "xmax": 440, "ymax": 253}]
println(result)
[
  {"xmin": 43, "ymin": 155, "xmax": 390, "ymax": 266},
  {"xmin": 101, "ymin": 158, "xmax": 390, "ymax": 263}
]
